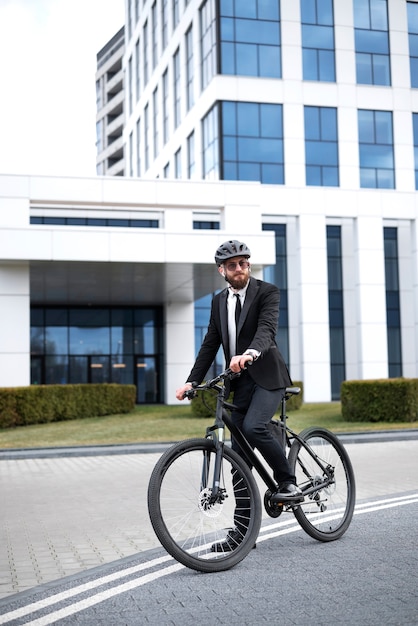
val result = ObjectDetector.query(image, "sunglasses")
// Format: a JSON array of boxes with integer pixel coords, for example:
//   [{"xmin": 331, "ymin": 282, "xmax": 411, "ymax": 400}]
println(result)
[{"xmin": 225, "ymin": 260, "xmax": 250, "ymax": 271}]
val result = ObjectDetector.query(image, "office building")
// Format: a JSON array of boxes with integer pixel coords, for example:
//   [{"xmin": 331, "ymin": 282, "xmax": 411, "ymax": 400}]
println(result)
[{"xmin": 1, "ymin": 0, "xmax": 417, "ymax": 404}]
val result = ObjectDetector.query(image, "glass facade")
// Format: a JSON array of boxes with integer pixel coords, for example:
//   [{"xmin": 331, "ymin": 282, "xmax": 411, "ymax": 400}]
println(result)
[
  {"xmin": 262, "ymin": 224, "xmax": 289, "ymax": 366},
  {"xmin": 186, "ymin": 26, "xmax": 194, "ymax": 111},
  {"xmin": 301, "ymin": 0, "xmax": 336, "ymax": 82},
  {"xmin": 304, "ymin": 106, "xmax": 339, "ymax": 186},
  {"xmin": 407, "ymin": 1, "xmax": 418, "ymax": 88},
  {"xmin": 414, "ymin": 113, "xmax": 418, "ymax": 189},
  {"xmin": 30, "ymin": 307, "xmax": 164, "ymax": 404},
  {"xmin": 219, "ymin": 0, "xmax": 281, "ymax": 78},
  {"xmin": 326, "ymin": 225, "xmax": 346, "ymax": 400},
  {"xmin": 358, "ymin": 109, "xmax": 394, "ymax": 188},
  {"xmin": 194, "ymin": 293, "xmax": 223, "ymax": 377},
  {"xmin": 200, "ymin": 0, "xmax": 217, "ymax": 90},
  {"xmin": 354, "ymin": 0, "xmax": 391, "ymax": 85},
  {"xmin": 30, "ymin": 217, "xmax": 159, "ymax": 228},
  {"xmin": 384, "ymin": 228, "xmax": 402, "ymax": 378},
  {"xmin": 221, "ymin": 101, "xmax": 284, "ymax": 183},
  {"xmin": 202, "ymin": 104, "xmax": 220, "ymax": 179}
]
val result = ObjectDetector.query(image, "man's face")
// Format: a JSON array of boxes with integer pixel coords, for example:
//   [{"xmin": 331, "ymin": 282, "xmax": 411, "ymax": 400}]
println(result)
[{"xmin": 219, "ymin": 256, "xmax": 251, "ymax": 290}]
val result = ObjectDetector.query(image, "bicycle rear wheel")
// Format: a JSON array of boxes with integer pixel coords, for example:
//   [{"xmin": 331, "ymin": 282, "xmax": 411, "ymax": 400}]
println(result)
[
  {"xmin": 148, "ymin": 438, "xmax": 261, "ymax": 572},
  {"xmin": 288, "ymin": 427, "xmax": 355, "ymax": 541}
]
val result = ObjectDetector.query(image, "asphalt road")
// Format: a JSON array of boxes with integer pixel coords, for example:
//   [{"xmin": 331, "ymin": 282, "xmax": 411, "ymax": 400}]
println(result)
[{"xmin": 0, "ymin": 435, "xmax": 417, "ymax": 625}]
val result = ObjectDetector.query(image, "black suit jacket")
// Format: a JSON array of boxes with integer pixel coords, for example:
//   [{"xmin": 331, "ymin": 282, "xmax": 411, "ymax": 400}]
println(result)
[{"xmin": 187, "ymin": 277, "xmax": 292, "ymax": 390}]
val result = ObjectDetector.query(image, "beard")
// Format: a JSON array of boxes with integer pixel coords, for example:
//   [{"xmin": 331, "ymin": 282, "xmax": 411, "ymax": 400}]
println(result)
[{"xmin": 226, "ymin": 272, "xmax": 249, "ymax": 290}]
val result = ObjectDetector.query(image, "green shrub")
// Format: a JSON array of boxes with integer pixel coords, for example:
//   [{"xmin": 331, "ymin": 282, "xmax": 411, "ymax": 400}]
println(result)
[
  {"xmin": 341, "ymin": 378, "xmax": 418, "ymax": 423},
  {"xmin": 191, "ymin": 381, "xmax": 303, "ymax": 418},
  {"xmin": 0, "ymin": 384, "xmax": 136, "ymax": 429}
]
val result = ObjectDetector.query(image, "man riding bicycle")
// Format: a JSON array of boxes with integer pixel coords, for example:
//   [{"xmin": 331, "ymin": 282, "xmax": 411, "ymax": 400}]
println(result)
[{"xmin": 176, "ymin": 240, "xmax": 303, "ymax": 551}]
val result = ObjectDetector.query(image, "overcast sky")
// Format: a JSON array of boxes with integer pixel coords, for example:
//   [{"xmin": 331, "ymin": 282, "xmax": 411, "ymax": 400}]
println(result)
[{"xmin": 0, "ymin": 0, "xmax": 125, "ymax": 178}]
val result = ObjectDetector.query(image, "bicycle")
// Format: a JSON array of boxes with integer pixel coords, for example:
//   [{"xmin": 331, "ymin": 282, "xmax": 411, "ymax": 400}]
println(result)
[{"xmin": 147, "ymin": 368, "xmax": 356, "ymax": 573}]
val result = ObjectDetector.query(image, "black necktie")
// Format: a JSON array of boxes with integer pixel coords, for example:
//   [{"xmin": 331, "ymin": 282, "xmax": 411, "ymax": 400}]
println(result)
[{"xmin": 235, "ymin": 293, "xmax": 241, "ymax": 329}]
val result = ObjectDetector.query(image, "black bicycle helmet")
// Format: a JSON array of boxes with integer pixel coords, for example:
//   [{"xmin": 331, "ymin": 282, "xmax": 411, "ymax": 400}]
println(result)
[{"xmin": 214, "ymin": 240, "xmax": 251, "ymax": 266}]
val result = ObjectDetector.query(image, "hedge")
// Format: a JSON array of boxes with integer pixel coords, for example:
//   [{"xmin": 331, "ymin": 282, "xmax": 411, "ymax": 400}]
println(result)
[
  {"xmin": 191, "ymin": 381, "xmax": 304, "ymax": 418},
  {"xmin": 0, "ymin": 384, "xmax": 136, "ymax": 429},
  {"xmin": 341, "ymin": 378, "xmax": 418, "ymax": 423}
]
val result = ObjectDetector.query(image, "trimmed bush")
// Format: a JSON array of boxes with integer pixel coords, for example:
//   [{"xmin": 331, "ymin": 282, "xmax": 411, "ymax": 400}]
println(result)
[
  {"xmin": 191, "ymin": 381, "xmax": 303, "ymax": 418},
  {"xmin": 341, "ymin": 378, "xmax": 418, "ymax": 423},
  {"xmin": 0, "ymin": 384, "xmax": 136, "ymax": 429}
]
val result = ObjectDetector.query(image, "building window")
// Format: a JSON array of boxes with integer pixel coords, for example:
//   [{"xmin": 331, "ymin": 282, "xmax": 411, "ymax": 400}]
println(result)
[
  {"xmin": 222, "ymin": 101, "xmax": 284, "ymax": 184},
  {"xmin": 144, "ymin": 103, "xmax": 150, "ymax": 170},
  {"xmin": 129, "ymin": 131, "xmax": 134, "ymax": 176},
  {"xmin": 219, "ymin": 0, "xmax": 281, "ymax": 78},
  {"xmin": 193, "ymin": 220, "xmax": 220, "ymax": 229},
  {"xmin": 262, "ymin": 224, "xmax": 289, "ymax": 366},
  {"xmin": 153, "ymin": 87, "xmax": 159, "ymax": 158},
  {"xmin": 161, "ymin": 0, "xmax": 168, "ymax": 50},
  {"xmin": 326, "ymin": 225, "xmax": 346, "ymax": 400},
  {"xmin": 304, "ymin": 106, "xmax": 339, "ymax": 186},
  {"xmin": 152, "ymin": 1, "xmax": 158, "ymax": 70},
  {"xmin": 173, "ymin": 0, "xmax": 180, "ymax": 29},
  {"xmin": 200, "ymin": 0, "xmax": 217, "ymax": 90},
  {"xmin": 162, "ymin": 69, "xmax": 169, "ymax": 144},
  {"xmin": 301, "ymin": 0, "xmax": 335, "ymax": 82},
  {"xmin": 358, "ymin": 109, "xmax": 394, "ymax": 188},
  {"xmin": 174, "ymin": 147, "xmax": 182, "ymax": 178},
  {"xmin": 202, "ymin": 104, "xmax": 220, "ymax": 179},
  {"xmin": 173, "ymin": 48, "xmax": 181, "ymax": 129},
  {"xmin": 186, "ymin": 26, "xmax": 194, "ymax": 111},
  {"xmin": 96, "ymin": 120, "xmax": 103, "ymax": 152},
  {"xmin": 413, "ymin": 113, "xmax": 418, "ymax": 188},
  {"xmin": 187, "ymin": 131, "xmax": 195, "ymax": 178},
  {"xmin": 384, "ymin": 227, "xmax": 402, "ymax": 377},
  {"xmin": 353, "ymin": 0, "xmax": 390, "ymax": 86},
  {"xmin": 135, "ymin": 40, "xmax": 141, "ymax": 101},
  {"xmin": 143, "ymin": 20, "xmax": 149, "ymax": 88},
  {"xmin": 136, "ymin": 118, "xmax": 141, "ymax": 176},
  {"xmin": 30, "ymin": 217, "xmax": 159, "ymax": 228},
  {"xmin": 128, "ymin": 56, "xmax": 133, "ymax": 115},
  {"xmin": 164, "ymin": 162, "xmax": 170, "ymax": 178},
  {"xmin": 407, "ymin": 2, "xmax": 418, "ymax": 88}
]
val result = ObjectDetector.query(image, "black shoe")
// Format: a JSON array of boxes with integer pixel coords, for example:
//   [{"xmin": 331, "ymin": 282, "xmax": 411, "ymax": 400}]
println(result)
[
  {"xmin": 211, "ymin": 528, "xmax": 256, "ymax": 553},
  {"xmin": 271, "ymin": 483, "xmax": 304, "ymax": 503}
]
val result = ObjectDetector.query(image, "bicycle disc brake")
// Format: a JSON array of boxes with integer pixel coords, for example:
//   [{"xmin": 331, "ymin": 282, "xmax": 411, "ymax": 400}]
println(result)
[{"xmin": 198, "ymin": 487, "xmax": 227, "ymax": 518}]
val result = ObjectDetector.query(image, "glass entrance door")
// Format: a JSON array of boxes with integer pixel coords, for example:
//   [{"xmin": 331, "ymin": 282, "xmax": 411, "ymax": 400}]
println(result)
[{"xmin": 136, "ymin": 356, "xmax": 159, "ymax": 403}]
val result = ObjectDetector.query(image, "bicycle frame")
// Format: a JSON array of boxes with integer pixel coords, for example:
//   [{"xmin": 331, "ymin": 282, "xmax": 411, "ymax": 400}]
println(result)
[{"xmin": 202, "ymin": 379, "xmax": 335, "ymax": 502}]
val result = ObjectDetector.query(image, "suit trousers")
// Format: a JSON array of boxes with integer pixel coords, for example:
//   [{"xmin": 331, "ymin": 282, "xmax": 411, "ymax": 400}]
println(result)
[{"xmin": 230, "ymin": 370, "xmax": 296, "ymax": 486}]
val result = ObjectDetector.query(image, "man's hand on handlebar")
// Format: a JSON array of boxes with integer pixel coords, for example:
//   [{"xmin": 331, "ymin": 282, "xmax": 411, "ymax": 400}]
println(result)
[
  {"xmin": 175, "ymin": 383, "xmax": 193, "ymax": 401},
  {"xmin": 229, "ymin": 353, "xmax": 254, "ymax": 373}
]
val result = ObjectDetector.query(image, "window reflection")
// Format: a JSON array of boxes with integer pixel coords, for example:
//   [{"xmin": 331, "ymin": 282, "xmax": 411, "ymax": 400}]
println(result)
[
  {"xmin": 354, "ymin": 0, "xmax": 391, "ymax": 86},
  {"xmin": 358, "ymin": 109, "xmax": 395, "ymax": 188},
  {"xmin": 219, "ymin": 0, "xmax": 281, "ymax": 78},
  {"xmin": 30, "ymin": 307, "xmax": 163, "ymax": 403},
  {"xmin": 220, "ymin": 101, "xmax": 284, "ymax": 184}
]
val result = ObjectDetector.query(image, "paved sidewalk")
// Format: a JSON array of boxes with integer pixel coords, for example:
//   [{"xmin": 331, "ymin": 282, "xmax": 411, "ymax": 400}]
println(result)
[{"xmin": 1, "ymin": 433, "xmax": 418, "ymax": 600}]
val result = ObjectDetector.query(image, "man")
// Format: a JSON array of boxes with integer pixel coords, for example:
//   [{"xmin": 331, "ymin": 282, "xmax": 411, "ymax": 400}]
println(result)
[{"xmin": 176, "ymin": 240, "xmax": 302, "ymax": 551}]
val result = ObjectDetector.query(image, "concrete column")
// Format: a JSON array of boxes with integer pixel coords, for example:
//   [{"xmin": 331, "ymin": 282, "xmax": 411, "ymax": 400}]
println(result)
[
  {"xmin": 165, "ymin": 301, "xmax": 196, "ymax": 404},
  {"xmin": 0, "ymin": 262, "xmax": 30, "ymax": 387},
  {"xmin": 297, "ymin": 214, "xmax": 332, "ymax": 402},
  {"xmin": 354, "ymin": 215, "xmax": 388, "ymax": 379}
]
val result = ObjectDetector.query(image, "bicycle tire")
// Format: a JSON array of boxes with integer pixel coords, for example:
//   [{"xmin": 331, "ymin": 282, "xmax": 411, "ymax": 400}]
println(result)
[
  {"xmin": 148, "ymin": 438, "xmax": 261, "ymax": 572},
  {"xmin": 288, "ymin": 427, "xmax": 356, "ymax": 542}
]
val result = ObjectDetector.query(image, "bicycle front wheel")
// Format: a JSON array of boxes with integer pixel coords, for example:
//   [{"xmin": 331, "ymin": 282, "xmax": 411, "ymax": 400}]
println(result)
[
  {"xmin": 148, "ymin": 438, "xmax": 261, "ymax": 573},
  {"xmin": 288, "ymin": 427, "xmax": 356, "ymax": 542}
]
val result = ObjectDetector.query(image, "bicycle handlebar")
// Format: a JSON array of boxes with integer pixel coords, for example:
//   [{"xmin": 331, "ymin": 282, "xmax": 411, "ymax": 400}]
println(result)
[{"xmin": 183, "ymin": 368, "xmax": 241, "ymax": 399}]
